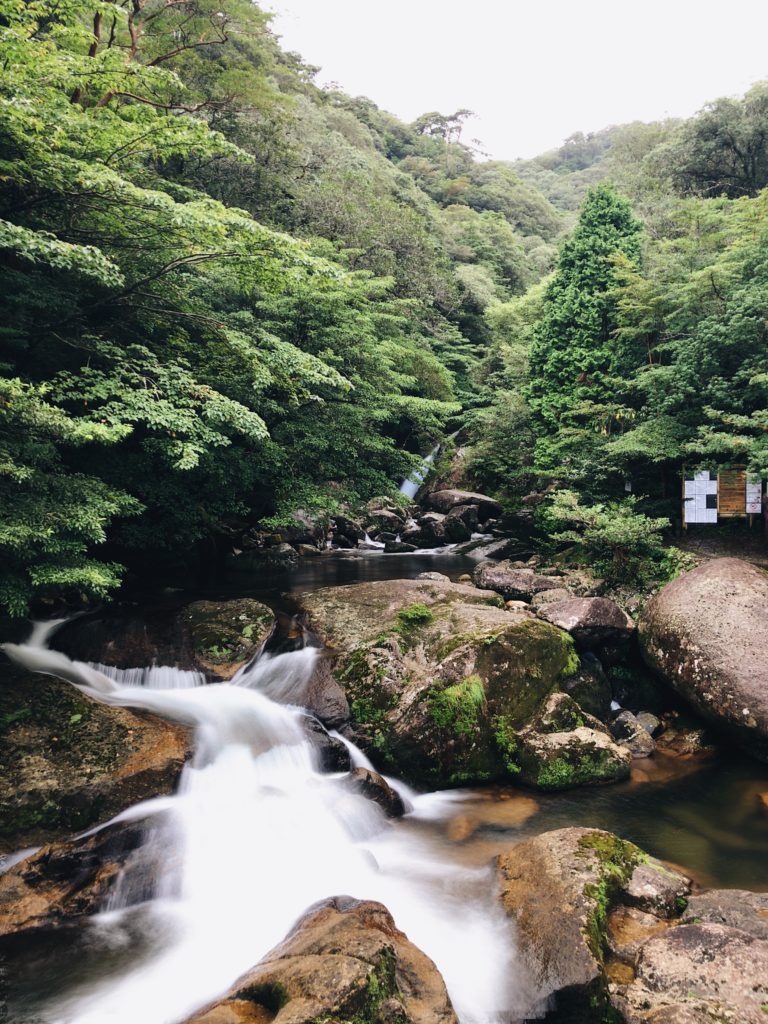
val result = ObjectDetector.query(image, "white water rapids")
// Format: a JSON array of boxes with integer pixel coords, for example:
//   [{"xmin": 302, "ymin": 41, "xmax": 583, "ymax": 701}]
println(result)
[{"xmin": 3, "ymin": 623, "xmax": 537, "ymax": 1024}]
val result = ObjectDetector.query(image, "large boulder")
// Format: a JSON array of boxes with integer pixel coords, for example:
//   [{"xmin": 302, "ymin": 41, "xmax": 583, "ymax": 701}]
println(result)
[
  {"xmin": 184, "ymin": 896, "xmax": 458, "ymax": 1024},
  {"xmin": 0, "ymin": 660, "xmax": 189, "ymax": 848},
  {"xmin": 296, "ymin": 579, "xmax": 578, "ymax": 787},
  {"xmin": 425, "ymin": 490, "xmax": 501, "ymax": 520},
  {"xmin": 496, "ymin": 828, "xmax": 693, "ymax": 1021},
  {"xmin": 680, "ymin": 889, "xmax": 768, "ymax": 939},
  {"xmin": 54, "ymin": 598, "xmax": 275, "ymax": 680},
  {"xmin": 538, "ymin": 597, "xmax": 635, "ymax": 652},
  {"xmin": 472, "ymin": 561, "xmax": 564, "ymax": 602},
  {"xmin": 496, "ymin": 828, "xmax": 646, "ymax": 1019},
  {"xmin": 613, "ymin": 923, "xmax": 768, "ymax": 1024},
  {"xmin": 639, "ymin": 558, "xmax": 768, "ymax": 760}
]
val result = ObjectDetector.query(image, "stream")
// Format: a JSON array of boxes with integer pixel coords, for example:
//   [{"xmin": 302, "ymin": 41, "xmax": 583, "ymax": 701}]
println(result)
[{"xmin": 3, "ymin": 550, "xmax": 768, "ymax": 1024}]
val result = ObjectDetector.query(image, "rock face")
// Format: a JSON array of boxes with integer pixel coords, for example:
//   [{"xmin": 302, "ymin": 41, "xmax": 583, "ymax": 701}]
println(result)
[
  {"xmin": 516, "ymin": 694, "xmax": 631, "ymax": 790},
  {"xmin": 185, "ymin": 896, "xmax": 458, "ymax": 1024},
  {"xmin": 538, "ymin": 597, "xmax": 636, "ymax": 652},
  {"xmin": 0, "ymin": 660, "xmax": 189, "ymax": 848},
  {"xmin": 614, "ymin": 924, "xmax": 768, "ymax": 1024},
  {"xmin": 639, "ymin": 558, "xmax": 768, "ymax": 760},
  {"xmin": 425, "ymin": 489, "xmax": 500, "ymax": 519},
  {"xmin": 473, "ymin": 561, "xmax": 564, "ymax": 602},
  {"xmin": 296, "ymin": 579, "xmax": 578, "ymax": 786},
  {"xmin": 680, "ymin": 889, "xmax": 768, "ymax": 939}
]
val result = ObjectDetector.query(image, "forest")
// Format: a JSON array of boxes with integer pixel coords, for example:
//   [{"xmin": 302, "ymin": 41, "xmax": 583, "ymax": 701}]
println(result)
[{"xmin": 3, "ymin": 0, "xmax": 768, "ymax": 615}]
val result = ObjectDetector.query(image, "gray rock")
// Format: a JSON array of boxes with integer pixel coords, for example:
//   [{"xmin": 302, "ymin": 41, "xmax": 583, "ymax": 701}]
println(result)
[
  {"xmin": 622, "ymin": 860, "xmax": 691, "ymax": 917},
  {"xmin": 639, "ymin": 557, "xmax": 768, "ymax": 761},
  {"xmin": 611, "ymin": 710, "xmax": 656, "ymax": 758},
  {"xmin": 302, "ymin": 715, "xmax": 352, "ymax": 772},
  {"xmin": 472, "ymin": 560, "xmax": 563, "ymax": 601},
  {"xmin": 426, "ymin": 489, "xmax": 501, "ymax": 520},
  {"xmin": 538, "ymin": 597, "xmax": 636, "ymax": 651},
  {"xmin": 415, "ymin": 572, "xmax": 450, "ymax": 582},
  {"xmin": 529, "ymin": 587, "xmax": 573, "ymax": 610},
  {"xmin": 636, "ymin": 711, "xmax": 662, "ymax": 736},
  {"xmin": 562, "ymin": 651, "xmax": 613, "ymax": 720},
  {"xmin": 612, "ymin": 923, "xmax": 768, "ymax": 1024},
  {"xmin": 680, "ymin": 889, "xmax": 768, "ymax": 939},
  {"xmin": 384, "ymin": 541, "xmax": 417, "ymax": 553}
]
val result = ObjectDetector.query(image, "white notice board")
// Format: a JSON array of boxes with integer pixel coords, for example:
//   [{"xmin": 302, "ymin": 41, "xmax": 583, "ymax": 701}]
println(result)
[{"xmin": 683, "ymin": 470, "xmax": 718, "ymax": 524}]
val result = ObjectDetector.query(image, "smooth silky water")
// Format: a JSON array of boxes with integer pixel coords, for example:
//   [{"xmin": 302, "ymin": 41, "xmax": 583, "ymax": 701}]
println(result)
[
  {"xmin": 3, "ymin": 621, "xmax": 536, "ymax": 1024},
  {"xmin": 4, "ymin": 552, "xmax": 768, "ymax": 1023}
]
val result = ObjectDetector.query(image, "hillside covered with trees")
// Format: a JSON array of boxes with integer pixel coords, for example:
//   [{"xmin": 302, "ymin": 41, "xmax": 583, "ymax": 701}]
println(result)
[{"xmin": 2, "ymin": 0, "xmax": 768, "ymax": 613}]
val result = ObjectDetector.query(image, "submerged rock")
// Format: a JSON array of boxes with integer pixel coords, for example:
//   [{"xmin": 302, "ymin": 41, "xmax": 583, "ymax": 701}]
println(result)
[
  {"xmin": 296, "ymin": 579, "xmax": 578, "ymax": 787},
  {"xmin": 184, "ymin": 896, "xmax": 458, "ymax": 1024},
  {"xmin": 639, "ymin": 558, "xmax": 768, "ymax": 761},
  {"xmin": 0, "ymin": 660, "xmax": 189, "ymax": 848},
  {"xmin": 342, "ymin": 767, "xmax": 405, "ymax": 818}
]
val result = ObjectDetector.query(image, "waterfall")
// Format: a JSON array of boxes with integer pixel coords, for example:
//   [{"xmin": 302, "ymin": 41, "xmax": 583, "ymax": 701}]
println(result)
[
  {"xmin": 3, "ymin": 625, "xmax": 530, "ymax": 1024},
  {"xmin": 399, "ymin": 444, "xmax": 440, "ymax": 500}
]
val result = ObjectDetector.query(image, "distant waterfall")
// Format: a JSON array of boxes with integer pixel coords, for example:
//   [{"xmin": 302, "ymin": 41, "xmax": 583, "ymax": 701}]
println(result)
[{"xmin": 399, "ymin": 444, "xmax": 440, "ymax": 500}]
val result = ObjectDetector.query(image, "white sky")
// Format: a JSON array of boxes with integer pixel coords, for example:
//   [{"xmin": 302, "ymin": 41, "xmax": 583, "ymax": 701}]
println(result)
[{"xmin": 265, "ymin": 0, "xmax": 768, "ymax": 160}]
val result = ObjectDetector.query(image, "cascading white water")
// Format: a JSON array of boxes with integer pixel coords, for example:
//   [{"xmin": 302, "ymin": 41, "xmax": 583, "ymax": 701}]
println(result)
[
  {"xmin": 399, "ymin": 444, "xmax": 440, "ymax": 500},
  {"xmin": 3, "ymin": 624, "xmax": 534, "ymax": 1024}
]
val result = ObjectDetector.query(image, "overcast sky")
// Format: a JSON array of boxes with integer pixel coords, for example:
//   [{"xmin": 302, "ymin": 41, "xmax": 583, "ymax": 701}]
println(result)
[{"xmin": 265, "ymin": 0, "xmax": 768, "ymax": 160}]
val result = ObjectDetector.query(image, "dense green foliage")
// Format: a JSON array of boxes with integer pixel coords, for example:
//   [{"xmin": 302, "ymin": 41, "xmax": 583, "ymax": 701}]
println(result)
[{"xmin": 3, "ymin": 0, "xmax": 766, "ymax": 608}]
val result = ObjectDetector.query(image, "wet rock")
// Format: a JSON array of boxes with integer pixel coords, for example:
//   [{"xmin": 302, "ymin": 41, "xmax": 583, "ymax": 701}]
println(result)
[
  {"xmin": 472, "ymin": 561, "xmax": 564, "ymax": 602},
  {"xmin": 0, "ymin": 660, "xmax": 190, "ymax": 848},
  {"xmin": 297, "ymin": 652, "xmax": 350, "ymax": 730},
  {"xmin": 227, "ymin": 542, "xmax": 299, "ymax": 573},
  {"xmin": 333, "ymin": 515, "xmax": 366, "ymax": 542},
  {"xmin": 415, "ymin": 572, "xmax": 450, "ymax": 582},
  {"xmin": 301, "ymin": 715, "xmax": 351, "ymax": 772},
  {"xmin": 295, "ymin": 543, "xmax": 321, "ymax": 556},
  {"xmin": 459, "ymin": 537, "xmax": 525, "ymax": 560},
  {"xmin": 606, "ymin": 905, "xmax": 670, "ymax": 963},
  {"xmin": 275, "ymin": 510, "xmax": 326, "ymax": 546},
  {"xmin": 680, "ymin": 889, "xmax": 768, "ymax": 939},
  {"xmin": 411, "ymin": 512, "xmax": 447, "ymax": 548},
  {"xmin": 496, "ymin": 827, "xmax": 645, "ymax": 1019},
  {"xmin": 342, "ymin": 768, "xmax": 405, "ymax": 818},
  {"xmin": 636, "ymin": 711, "xmax": 662, "ymax": 736},
  {"xmin": 611, "ymin": 711, "xmax": 656, "ymax": 759},
  {"xmin": 425, "ymin": 489, "xmax": 501, "ymax": 520},
  {"xmin": 445, "ymin": 503, "xmax": 479, "ymax": 532},
  {"xmin": 538, "ymin": 597, "xmax": 636, "ymax": 652},
  {"xmin": 622, "ymin": 861, "xmax": 691, "ymax": 917},
  {"xmin": 365, "ymin": 509, "xmax": 405, "ymax": 532},
  {"xmin": 561, "ymin": 651, "xmax": 613, "ymax": 721},
  {"xmin": 182, "ymin": 599, "xmax": 275, "ymax": 678},
  {"xmin": 0, "ymin": 818, "xmax": 151, "ymax": 950},
  {"xmin": 384, "ymin": 541, "xmax": 418, "ymax": 553},
  {"xmin": 639, "ymin": 557, "xmax": 768, "ymax": 761},
  {"xmin": 296, "ymin": 579, "xmax": 577, "ymax": 787},
  {"xmin": 185, "ymin": 896, "xmax": 458, "ymax": 1024},
  {"xmin": 334, "ymin": 534, "xmax": 357, "ymax": 549},
  {"xmin": 612, "ymin": 923, "xmax": 768, "ymax": 1024}
]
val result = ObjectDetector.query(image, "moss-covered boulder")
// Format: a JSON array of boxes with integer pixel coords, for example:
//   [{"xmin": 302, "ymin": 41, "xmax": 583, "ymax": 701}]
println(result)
[
  {"xmin": 515, "ymin": 693, "xmax": 631, "ymax": 790},
  {"xmin": 0, "ymin": 659, "xmax": 189, "ymax": 849},
  {"xmin": 184, "ymin": 896, "xmax": 458, "ymax": 1024},
  {"xmin": 181, "ymin": 598, "xmax": 274, "ymax": 678},
  {"xmin": 296, "ymin": 580, "xmax": 578, "ymax": 787}
]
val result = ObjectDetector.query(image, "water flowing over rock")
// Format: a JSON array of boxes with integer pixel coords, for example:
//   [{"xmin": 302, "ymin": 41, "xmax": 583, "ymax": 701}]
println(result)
[
  {"xmin": 639, "ymin": 558, "xmax": 768, "ymax": 760},
  {"xmin": 1, "ymin": 620, "xmax": 521, "ymax": 1024},
  {"xmin": 184, "ymin": 896, "xmax": 459, "ymax": 1024},
  {"xmin": 297, "ymin": 579, "xmax": 578, "ymax": 786},
  {"xmin": 0, "ymin": 653, "xmax": 190, "ymax": 847}
]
